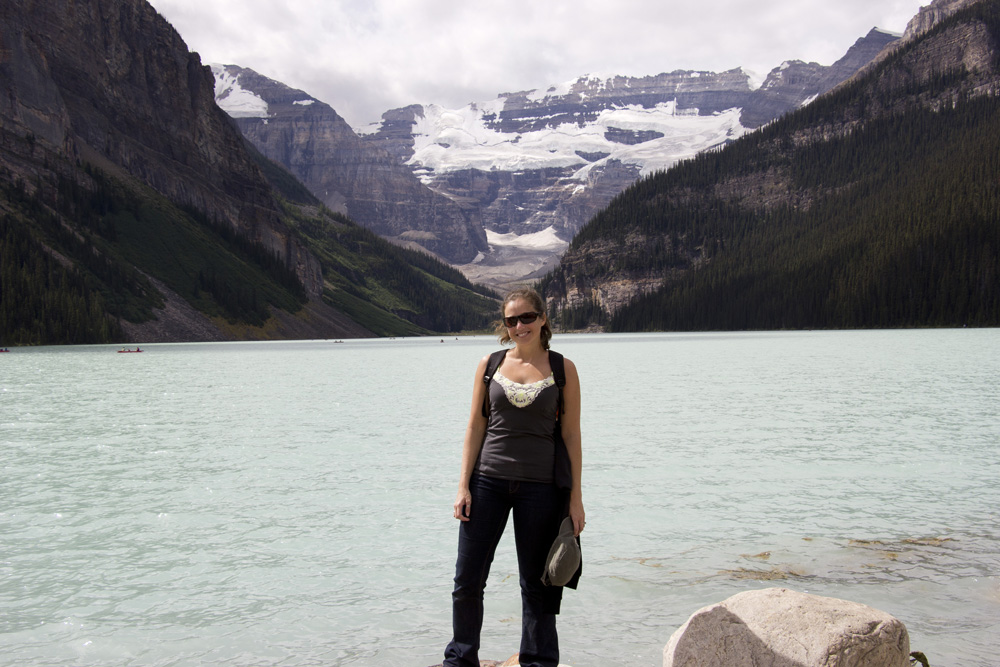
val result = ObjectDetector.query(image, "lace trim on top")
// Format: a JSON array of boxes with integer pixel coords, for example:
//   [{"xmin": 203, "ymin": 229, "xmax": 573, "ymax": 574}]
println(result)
[{"xmin": 494, "ymin": 371, "xmax": 555, "ymax": 408}]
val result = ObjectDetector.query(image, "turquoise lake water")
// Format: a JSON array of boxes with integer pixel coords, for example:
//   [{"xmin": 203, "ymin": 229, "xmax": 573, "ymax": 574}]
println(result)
[{"xmin": 1, "ymin": 330, "xmax": 998, "ymax": 666}]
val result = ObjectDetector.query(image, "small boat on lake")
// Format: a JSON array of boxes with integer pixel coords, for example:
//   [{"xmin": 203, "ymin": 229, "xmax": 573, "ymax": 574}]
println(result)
[{"xmin": 117, "ymin": 347, "xmax": 143, "ymax": 353}]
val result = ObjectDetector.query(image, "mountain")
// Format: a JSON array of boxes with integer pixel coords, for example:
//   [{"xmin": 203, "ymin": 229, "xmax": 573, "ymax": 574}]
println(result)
[
  {"xmin": 538, "ymin": 0, "xmax": 1000, "ymax": 331},
  {"xmin": 1, "ymin": 0, "xmax": 322, "ymax": 289},
  {"xmin": 0, "ymin": 0, "xmax": 495, "ymax": 346},
  {"xmin": 212, "ymin": 66, "xmax": 488, "ymax": 265},
  {"xmin": 359, "ymin": 28, "xmax": 899, "ymax": 287},
  {"xmin": 207, "ymin": 29, "xmax": 895, "ymax": 289}
]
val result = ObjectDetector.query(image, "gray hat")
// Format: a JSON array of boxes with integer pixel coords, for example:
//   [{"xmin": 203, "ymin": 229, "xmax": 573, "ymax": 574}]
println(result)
[{"xmin": 541, "ymin": 517, "xmax": 580, "ymax": 586}]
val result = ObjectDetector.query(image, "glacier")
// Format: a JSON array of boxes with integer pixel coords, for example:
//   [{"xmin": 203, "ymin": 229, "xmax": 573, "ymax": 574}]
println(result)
[
  {"xmin": 407, "ymin": 98, "xmax": 748, "ymax": 188},
  {"xmin": 212, "ymin": 65, "xmax": 269, "ymax": 118}
]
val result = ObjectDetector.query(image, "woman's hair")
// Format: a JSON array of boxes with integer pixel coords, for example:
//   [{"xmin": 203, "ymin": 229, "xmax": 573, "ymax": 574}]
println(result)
[{"xmin": 495, "ymin": 287, "xmax": 553, "ymax": 350}]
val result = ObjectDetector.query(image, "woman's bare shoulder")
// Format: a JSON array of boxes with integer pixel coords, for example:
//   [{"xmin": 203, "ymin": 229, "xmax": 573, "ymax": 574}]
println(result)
[{"xmin": 560, "ymin": 355, "xmax": 580, "ymax": 381}]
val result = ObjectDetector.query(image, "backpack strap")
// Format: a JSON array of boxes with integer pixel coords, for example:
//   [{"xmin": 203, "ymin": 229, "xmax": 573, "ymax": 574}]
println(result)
[
  {"xmin": 548, "ymin": 351, "xmax": 573, "ymax": 497},
  {"xmin": 482, "ymin": 349, "xmax": 508, "ymax": 418},
  {"xmin": 548, "ymin": 351, "xmax": 566, "ymax": 420}
]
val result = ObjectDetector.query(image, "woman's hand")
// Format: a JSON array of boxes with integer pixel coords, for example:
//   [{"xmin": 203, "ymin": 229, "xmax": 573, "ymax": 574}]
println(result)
[
  {"xmin": 453, "ymin": 487, "xmax": 472, "ymax": 521},
  {"xmin": 569, "ymin": 496, "xmax": 585, "ymax": 537},
  {"xmin": 453, "ymin": 357, "xmax": 489, "ymax": 524}
]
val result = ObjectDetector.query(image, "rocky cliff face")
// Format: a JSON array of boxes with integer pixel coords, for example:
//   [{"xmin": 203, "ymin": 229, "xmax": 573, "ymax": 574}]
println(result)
[
  {"xmin": 0, "ymin": 0, "xmax": 322, "ymax": 295},
  {"xmin": 903, "ymin": 0, "xmax": 980, "ymax": 39},
  {"xmin": 740, "ymin": 29, "xmax": 900, "ymax": 127},
  {"xmin": 855, "ymin": 0, "xmax": 984, "ymax": 77},
  {"xmin": 213, "ymin": 66, "xmax": 487, "ymax": 264},
  {"xmin": 358, "ymin": 28, "xmax": 897, "ymax": 287}
]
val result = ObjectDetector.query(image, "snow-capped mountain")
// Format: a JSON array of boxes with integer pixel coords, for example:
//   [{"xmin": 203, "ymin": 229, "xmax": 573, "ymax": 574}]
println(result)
[
  {"xmin": 413, "ymin": 95, "xmax": 746, "ymax": 192},
  {"xmin": 212, "ymin": 27, "xmax": 897, "ymax": 287},
  {"xmin": 213, "ymin": 65, "xmax": 487, "ymax": 264},
  {"xmin": 361, "ymin": 28, "xmax": 898, "ymax": 285}
]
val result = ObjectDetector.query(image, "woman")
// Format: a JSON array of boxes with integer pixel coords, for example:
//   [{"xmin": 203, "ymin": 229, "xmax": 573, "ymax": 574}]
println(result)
[{"xmin": 444, "ymin": 288, "xmax": 585, "ymax": 667}]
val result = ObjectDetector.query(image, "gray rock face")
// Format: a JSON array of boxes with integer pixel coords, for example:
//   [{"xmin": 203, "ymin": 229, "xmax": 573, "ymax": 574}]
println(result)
[
  {"xmin": 663, "ymin": 588, "xmax": 910, "ymax": 667},
  {"xmin": 0, "ymin": 0, "xmax": 323, "ymax": 296},
  {"xmin": 487, "ymin": 69, "xmax": 757, "ymax": 135},
  {"xmin": 213, "ymin": 66, "xmax": 487, "ymax": 264},
  {"xmin": 740, "ymin": 29, "xmax": 900, "ymax": 127},
  {"xmin": 903, "ymin": 0, "xmax": 979, "ymax": 41}
]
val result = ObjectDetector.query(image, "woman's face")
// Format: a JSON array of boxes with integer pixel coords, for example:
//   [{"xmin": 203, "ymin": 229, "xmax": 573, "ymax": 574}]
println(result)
[{"xmin": 504, "ymin": 297, "xmax": 545, "ymax": 345}]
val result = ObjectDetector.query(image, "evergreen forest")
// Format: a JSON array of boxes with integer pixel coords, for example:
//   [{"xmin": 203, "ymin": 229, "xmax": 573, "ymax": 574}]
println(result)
[{"xmin": 0, "ymin": 155, "xmax": 496, "ymax": 346}]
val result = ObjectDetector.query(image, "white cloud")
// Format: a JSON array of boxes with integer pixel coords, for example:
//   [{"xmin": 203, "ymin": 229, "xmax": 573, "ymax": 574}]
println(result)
[{"xmin": 148, "ymin": 0, "xmax": 928, "ymax": 128}]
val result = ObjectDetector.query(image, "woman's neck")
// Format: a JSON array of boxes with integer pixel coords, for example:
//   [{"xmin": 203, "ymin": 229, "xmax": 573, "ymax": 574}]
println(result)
[{"xmin": 509, "ymin": 341, "xmax": 546, "ymax": 363}]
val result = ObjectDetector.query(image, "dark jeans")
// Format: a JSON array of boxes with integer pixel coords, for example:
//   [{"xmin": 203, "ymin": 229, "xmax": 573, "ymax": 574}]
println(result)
[{"xmin": 444, "ymin": 475, "xmax": 563, "ymax": 667}]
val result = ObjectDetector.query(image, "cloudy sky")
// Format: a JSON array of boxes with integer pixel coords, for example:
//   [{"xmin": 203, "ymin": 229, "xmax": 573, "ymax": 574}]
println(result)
[{"xmin": 147, "ymin": 0, "xmax": 929, "ymax": 129}]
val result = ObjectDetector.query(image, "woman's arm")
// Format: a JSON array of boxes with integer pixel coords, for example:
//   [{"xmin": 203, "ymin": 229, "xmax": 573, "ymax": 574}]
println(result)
[
  {"xmin": 453, "ymin": 356, "xmax": 490, "ymax": 522},
  {"xmin": 560, "ymin": 357, "xmax": 585, "ymax": 536}
]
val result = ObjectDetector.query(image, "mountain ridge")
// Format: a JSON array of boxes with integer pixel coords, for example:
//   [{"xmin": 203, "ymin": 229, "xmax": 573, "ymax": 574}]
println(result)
[{"xmin": 538, "ymin": 0, "xmax": 1000, "ymax": 331}]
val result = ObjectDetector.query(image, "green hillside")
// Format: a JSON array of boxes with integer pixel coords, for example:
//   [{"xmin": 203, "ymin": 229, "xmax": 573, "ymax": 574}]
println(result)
[
  {"xmin": 0, "ymin": 162, "xmax": 305, "ymax": 345},
  {"xmin": 254, "ymin": 146, "xmax": 498, "ymax": 337},
  {"xmin": 0, "ymin": 154, "xmax": 496, "ymax": 346},
  {"xmin": 282, "ymin": 203, "xmax": 497, "ymax": 336}
]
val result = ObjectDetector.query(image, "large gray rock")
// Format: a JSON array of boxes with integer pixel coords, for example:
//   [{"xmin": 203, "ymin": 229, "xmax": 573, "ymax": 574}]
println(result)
[{"xmin": 663, "ymin": 588, "xmax": 910, "ymax": 667}]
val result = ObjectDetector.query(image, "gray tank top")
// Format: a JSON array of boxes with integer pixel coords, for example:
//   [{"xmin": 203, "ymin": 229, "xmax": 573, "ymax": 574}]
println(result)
[{"xmin": 474, "ymin": 371, "xmax": 559, "ymax": 483}]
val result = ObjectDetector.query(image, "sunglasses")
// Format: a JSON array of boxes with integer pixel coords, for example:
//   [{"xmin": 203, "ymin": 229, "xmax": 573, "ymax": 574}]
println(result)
[{"xmin": 503, "ymin": 311, "xmax": 541, "ymax": 328}]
